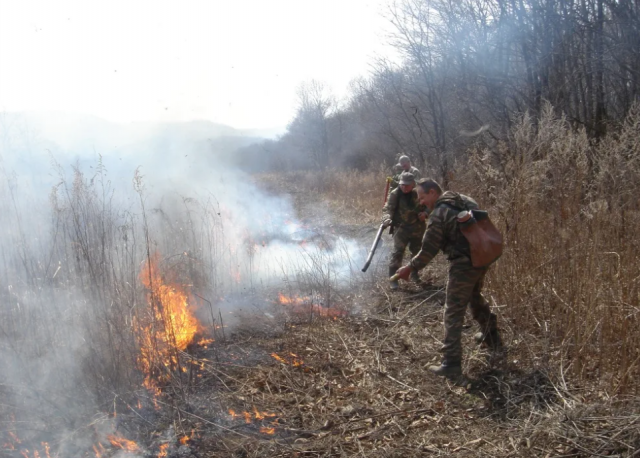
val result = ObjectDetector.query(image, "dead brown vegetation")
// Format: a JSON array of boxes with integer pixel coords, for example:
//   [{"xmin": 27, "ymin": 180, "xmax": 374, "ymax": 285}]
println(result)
[
  {"xmin": 2, "ymin": 107, "xmax": 639, "ymax": 457},
  {"xmin": 455, "ymin": 105, "xmax": 640, "ymax": 395},
  {"xmin": 257, "ymin": 167, "xmax": 387, "ymax": 226},
  {"xmin": 145, "ymin": 285, "xmax": 639, "ymax": 457},
  {"xmin": 259, "ymin": 105, "xmax": 640, "ymax": 397}
]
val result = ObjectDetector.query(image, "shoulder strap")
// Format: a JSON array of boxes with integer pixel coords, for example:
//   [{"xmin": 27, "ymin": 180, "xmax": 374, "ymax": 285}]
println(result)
[
  {"xmin": 437, "ymin": 202, "xmax": 464, "ymax": 212},
  {"xmin": 435, "ymin": 193, "xmax": 469, "ymax": 213}
]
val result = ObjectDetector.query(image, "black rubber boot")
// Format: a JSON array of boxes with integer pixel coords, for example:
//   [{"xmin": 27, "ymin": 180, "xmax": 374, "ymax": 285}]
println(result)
[
  {"xmin": 474, "ymin": 314, "xmax": 503, "ymax": 350},
  {"xmin": 474, "ymin": 329, "xmax": 503, "ymax": 350},
  {"xmin": 428, "ymin": 360, "xmax": 464, "ymax": 383},
  {"xmin": 410, "ymin": 270, "xmax": 423, "ymax": 285}
]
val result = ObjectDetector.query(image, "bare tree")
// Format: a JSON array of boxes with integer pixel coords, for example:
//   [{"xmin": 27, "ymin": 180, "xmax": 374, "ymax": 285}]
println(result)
[
  {"xmin": 247, "ymin": 0, "xmax": 640, "ymax": 174},
  {"xmin": 288, "ymin": 80, "xmax": 334, "ymax": 169}
]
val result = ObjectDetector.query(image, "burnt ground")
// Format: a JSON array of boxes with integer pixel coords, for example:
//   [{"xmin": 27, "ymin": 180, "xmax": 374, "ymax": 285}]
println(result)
[
  {"xmin": 53, "ymin": 183, "xmax": 639, "ymax": 458},
  {"xmin": 106, "ymin": 286, "xmax": 640, "ymax": 458}
]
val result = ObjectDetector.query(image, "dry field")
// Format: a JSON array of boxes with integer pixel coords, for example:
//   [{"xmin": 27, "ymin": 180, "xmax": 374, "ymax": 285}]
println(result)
[
  {"xmin": 1, "ymin": 108, "xmax": 639, "ymax": 457},
  {"xmin": 87, "ymin": 279, "xmax": 639, "ymax": 457}
]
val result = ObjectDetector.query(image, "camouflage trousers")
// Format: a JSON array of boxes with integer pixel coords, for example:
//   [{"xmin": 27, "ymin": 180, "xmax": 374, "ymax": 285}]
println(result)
[
  {"xmin": 440, "ymin": 263, "xmax": 497, "ymax": 364},
  {"xmin": 389, "ymin": 224, "xmax": 425, "ymax": 272}
]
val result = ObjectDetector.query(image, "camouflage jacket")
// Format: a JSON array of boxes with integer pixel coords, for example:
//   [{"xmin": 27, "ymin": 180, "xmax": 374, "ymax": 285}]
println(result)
[
  {"xmin": 410, "ymin": 191, "xmax": 479, "ymax": 269},
  {"xmin": 382, "ymin": 186, "xmax": 427, "ymax": 228},
  {"xmin": 391, "ymin": 166, "xmax": 421, "ymax": 189}
]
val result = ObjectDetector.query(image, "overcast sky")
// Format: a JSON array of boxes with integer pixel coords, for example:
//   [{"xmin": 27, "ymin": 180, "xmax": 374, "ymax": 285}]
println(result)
[{"xmin": 0, "ymin": 0, "xmax": 398, "ymax": 129}]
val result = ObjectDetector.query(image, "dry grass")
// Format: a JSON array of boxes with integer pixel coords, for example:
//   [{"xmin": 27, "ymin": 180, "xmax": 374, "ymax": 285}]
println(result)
[
  {"xmin": 452, "ymin": 105, "xmax": 640, "ymax": 395},
  {"xmin": 256, "ymin": 167, "xmax": 388, "ymax": 225},
  {"xmin": 2, "ymin": 106, "xmax": 639, "ymax": 457},
  {"xmin": 139, "ymin": 285, "xmax": 640, "ymax": 457},
  {"xmin": 257, "ymin": 105, "xmax": 640, "ymax": 397}
]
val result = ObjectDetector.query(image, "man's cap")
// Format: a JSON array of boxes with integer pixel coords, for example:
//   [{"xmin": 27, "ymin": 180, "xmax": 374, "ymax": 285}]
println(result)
[
  {"xmin": 399, "ymin": 172, "xmax": 415, "ymax": 185},
  {"xmin": 396, "ymin": 155, "xmax": 411, "ymax": 166}
]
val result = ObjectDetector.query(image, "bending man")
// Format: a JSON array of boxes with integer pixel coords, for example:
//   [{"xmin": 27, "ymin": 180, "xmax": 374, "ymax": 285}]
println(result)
[{"xmin": 395, "ymin": 179, "xmax": 503, "ymax": 380}]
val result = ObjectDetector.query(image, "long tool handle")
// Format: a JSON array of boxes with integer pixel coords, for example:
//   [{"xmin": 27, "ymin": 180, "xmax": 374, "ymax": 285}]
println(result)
[
  {"xmin": 382, "ymin": 177, "xmax": 391, "ymax": 207},
  {"xmin": 361, "ymin": 224, "xmax": 385, "ymax": 272}
]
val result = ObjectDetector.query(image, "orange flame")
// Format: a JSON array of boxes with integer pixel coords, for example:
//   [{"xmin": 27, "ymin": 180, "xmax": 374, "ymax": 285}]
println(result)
[
  {"xmin": 197, "ymin": 337, "xmax": 214, "ymax": 346},
  {"xmin": 260, "ymin": 427, "xmax": 276, "ymax": 435},
  {"xmin": 277, "ymin": 293, "xmax": 308, "ymax": 305},
  {"xmin": 3, "ymin": 433, "xmax": 52, "ymax": 458},
  {"xmin": 107, "ymin": 435, "xmax": 139, "ymax": 452},
  {"xmin": 157, "ymin": 443, "xmax": 169, "ymax": 457},
  {"xmin": 277, "ymin": 293, "xmax": 346, "ymax": 318},
  {"xmin": 179, "ymin": 435, "xmax": 189, "ymax": 445},
  {"xmin": 253, "ymin": 406, "xmax": 264, "ymax": 420},
  {"xmin": 92, "ymin": 442, "xmax": 106, "ymax": 458},
  {"xmin": 271, "ymin": 352, "xmax": 304, "ymax": 367},
  {"xmin": 135, "ymin": 253, "xmax": 201, "ymax": 393},
  {"xmin": 4, "ymin": 431, "xmax": 21, "ymax": 449},
  {"xmin": 229, "ymin": 407, "xmax": 276, "ymax": 424},
  {"xmin": 270, "ymin": 353, "xmax": 286, "ymax": 364}
]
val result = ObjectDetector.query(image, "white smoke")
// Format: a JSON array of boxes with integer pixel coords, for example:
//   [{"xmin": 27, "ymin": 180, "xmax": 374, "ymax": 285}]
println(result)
[{"xmin": 0, "ymin": 112, "xmax": 381, "ymax": 457}]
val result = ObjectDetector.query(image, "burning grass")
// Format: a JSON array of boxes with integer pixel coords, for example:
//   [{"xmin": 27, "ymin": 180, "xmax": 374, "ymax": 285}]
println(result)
[
  {"xmin": 134, "ymin": 252, "xmax": 202, "ymax": 394},
  {"xmin": 138, "ymin": 283, "xmax": 640, "ymax": 457},
  {"xmin": 276, "ymin": 292, "xmax": 347, "ymax": 319},
  {"xmin": 2, "ymin": 106, "xmax": 640, "ymax": 457}
]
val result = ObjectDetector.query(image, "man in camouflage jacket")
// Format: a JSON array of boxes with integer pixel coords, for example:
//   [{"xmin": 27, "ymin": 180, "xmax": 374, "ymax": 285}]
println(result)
[
  {"xmin": 382, "ymin": 172, "xmax": 427, "ymax": 290},
  {"xmin": 394, "ymin": 178, "xmax": 503, "ymax": 381},
  {"xmin": 390, "ymin": 155, "xmax": 421, "ymax": 189}
]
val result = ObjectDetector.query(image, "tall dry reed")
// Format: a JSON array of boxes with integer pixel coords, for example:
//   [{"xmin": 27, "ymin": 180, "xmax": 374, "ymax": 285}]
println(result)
[
  {"xmin": 454, "ymin": 105, "xmax": 640, "ymax": 394},
  {"xmin": 278, "ymin": 104, "xmax": 640, "ymax": 395}
]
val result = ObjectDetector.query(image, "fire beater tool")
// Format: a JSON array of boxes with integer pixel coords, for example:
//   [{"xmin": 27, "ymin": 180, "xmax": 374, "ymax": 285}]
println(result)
[
  {"xmin": 361, "ymin": 177, "xmax": 394, "ymax": 273},
  {"xmin": 361, "ymin": 223, "xmax": 386, "ymax": 272},
  {"xmin": 362, "ymin": 177, "xmax": 393, "ymax": 272}
]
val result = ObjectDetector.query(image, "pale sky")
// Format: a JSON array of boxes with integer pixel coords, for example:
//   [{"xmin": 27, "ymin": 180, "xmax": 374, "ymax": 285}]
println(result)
[{"xmin": 0, "ymin": 0, "xmax": 397, "ymax": 129}]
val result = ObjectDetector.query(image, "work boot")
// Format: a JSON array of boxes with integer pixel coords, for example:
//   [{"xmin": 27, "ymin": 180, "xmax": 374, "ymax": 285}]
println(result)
[
  {"xmin": 474, "ymin": 329, "xmax": 503, "ymax": 351},
  {"xmin": 410, "ymin": 270, "xmax": 423, "ymax": 285},
  {"xmin": 428, "ymin": 360, "xmax": 464, "ymax": 383},
  {"xmin": 389, "ymin": 267, "xmax": 399, "ymax": 291}
]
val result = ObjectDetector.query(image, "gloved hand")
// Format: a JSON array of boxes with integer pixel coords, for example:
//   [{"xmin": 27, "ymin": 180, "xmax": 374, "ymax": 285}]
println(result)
[
  {"xmin": 394, "ymin": 265, "xmax": 412, "ymax": 281},
  {"xmin": 382, "ymin": 219, "xmax": 392, "ymax": 228}
]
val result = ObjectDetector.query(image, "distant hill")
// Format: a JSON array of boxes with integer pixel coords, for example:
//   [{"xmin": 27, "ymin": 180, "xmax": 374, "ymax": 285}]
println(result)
[
  {"xmin": 0, "ymin": 112, "xmax": 283, "ymax": 187},
  {"xmin": 13, "ymin": 111, "xmax": 280, "ymax": 149}
]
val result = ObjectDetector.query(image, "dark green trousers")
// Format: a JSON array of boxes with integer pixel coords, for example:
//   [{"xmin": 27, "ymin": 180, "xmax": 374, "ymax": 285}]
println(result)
[
  {"xmin": 441, "ymin": 263, "xmax": 497, "ymax": 363},
  {"xmin": 389, "ymin": 224, "xmax": 425, "ymax": 272}
]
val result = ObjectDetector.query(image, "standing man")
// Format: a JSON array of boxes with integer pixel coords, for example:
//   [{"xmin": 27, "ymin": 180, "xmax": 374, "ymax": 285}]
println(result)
[
  {"xmin": 391, "ymin": 155, "xmax": 421, "ymax": 189},
  {"xmin": 394, "ymin": 179, "xmax": 503, "ymax": 381},
  {"xmin": 382, "ymin": 172, "xmax": 428, "ymax": 290}
]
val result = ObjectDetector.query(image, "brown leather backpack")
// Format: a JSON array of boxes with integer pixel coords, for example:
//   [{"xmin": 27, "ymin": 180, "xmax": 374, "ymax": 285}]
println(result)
[{"xmin": 457, "ymin": 209, "xmax": 503, "ymax": 267}]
